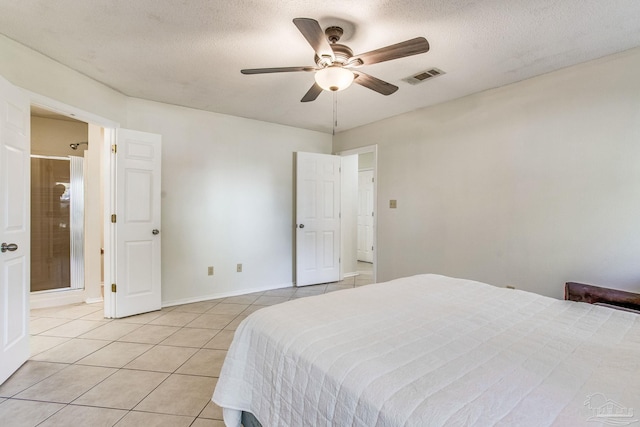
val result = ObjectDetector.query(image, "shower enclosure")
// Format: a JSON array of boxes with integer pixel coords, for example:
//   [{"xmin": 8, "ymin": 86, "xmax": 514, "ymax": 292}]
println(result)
[{"xmin": 30, "ymin": 155, "xmax": 85, "ymax": 292}]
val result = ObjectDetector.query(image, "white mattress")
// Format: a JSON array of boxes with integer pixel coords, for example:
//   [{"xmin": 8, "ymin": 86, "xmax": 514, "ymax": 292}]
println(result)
[{"xmin": 212, "ymin": 274, "xmax": 640, "ymax": 426}]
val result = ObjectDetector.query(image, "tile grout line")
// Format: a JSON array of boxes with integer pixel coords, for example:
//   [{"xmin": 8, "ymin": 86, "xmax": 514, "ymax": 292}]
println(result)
[{"xmin": 3, "ymin": 277, "xmax": 375, "ymax": 426}]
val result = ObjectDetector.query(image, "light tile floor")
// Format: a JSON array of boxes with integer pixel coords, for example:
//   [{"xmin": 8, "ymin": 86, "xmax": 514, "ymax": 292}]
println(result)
[{"xmin": 0, "ymin": 263, "xmax": 373, "ymax": 426}]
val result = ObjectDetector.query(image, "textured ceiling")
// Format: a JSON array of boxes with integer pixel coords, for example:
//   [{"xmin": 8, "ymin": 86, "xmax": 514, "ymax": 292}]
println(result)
[{"xmin": 1, "ymin": 0, "xmax": 640, "ymax": 133}]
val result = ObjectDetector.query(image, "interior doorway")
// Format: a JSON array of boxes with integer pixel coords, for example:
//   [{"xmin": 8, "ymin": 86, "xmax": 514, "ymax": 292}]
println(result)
[
  {"xmin": 30, "ymin": 108, "xmax": 87, "ymax": 294},
  {"xmin": 339, "ymin": 145, "xmax": 377, "ymax": 284},
  {"xmin": 29, "ymin": 105, "xmax": 106, "ymax": 308}
]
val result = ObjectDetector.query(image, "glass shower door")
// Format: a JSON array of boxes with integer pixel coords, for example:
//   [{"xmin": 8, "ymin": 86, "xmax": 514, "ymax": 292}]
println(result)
[{"xmin": 30, "ymin": 156, "xmax": 84, "ymax": 292}]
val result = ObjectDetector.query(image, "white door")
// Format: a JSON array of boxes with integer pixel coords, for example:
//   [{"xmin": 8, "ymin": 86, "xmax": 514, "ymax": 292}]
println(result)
[
  {"xmin": 0, "ymin": 76, "xmax": 30, "ymax": 384},
  {"xmin": 296, "ymin": 152, "xmax": 341, "ymax": 286},
  {"xmin": 112, "ymin": 129, "xmax": 162, "ymax": 318},
  {"xmin": 357, "ymin": 170, "xmax": 374, "ymax": 263}
]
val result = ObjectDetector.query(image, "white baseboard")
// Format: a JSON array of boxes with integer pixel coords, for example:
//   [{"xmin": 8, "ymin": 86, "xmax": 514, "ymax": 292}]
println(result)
[
  {"xmin": 162, "ymin": 282, "xmax": 294, "ymax": 308},
  {"xmin": 343, "ymin": 272, "xmax": 358, "ymax": 278},
  {"xmin": 85, "ymin": 297, "xmax": 104, "ymax": 305}
]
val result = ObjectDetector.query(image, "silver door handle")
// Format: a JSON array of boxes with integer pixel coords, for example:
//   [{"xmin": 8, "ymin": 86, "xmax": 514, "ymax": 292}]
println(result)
[
  {"xmin": 1, "ymin": 243, "xmax": 18, "ymax": 253},
  {"xmin": 152, "ymin": 229, "xmax": 160, "ymax": 235}
]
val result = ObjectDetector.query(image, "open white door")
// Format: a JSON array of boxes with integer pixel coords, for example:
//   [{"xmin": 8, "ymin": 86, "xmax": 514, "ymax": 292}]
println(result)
[
  {"xmin": 296, "ymin": 152, "xmax": 341, "ymax": 286},
  {"xmin": 108, "ymin": 129, "xmax": 161, "ymax": 318},
  {"xmin": 357, "ymin": 170, "xmax": 374, "ymax": 263},
  {"xmin": 0, "ymin": 76, "xmax": 30, "ymax": 384}
]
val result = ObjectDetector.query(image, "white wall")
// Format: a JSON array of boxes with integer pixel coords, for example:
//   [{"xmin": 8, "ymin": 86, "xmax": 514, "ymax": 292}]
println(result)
[
  {"xmin": 334, "ymin": 47, "xmax": 640, "ymax": 299},
  {"xmin": 126, "ymin": 98, "xmax": 331, "ymax": 304},
  {"xmin": 1, "ymin": 34, "xmax": 332, "ymax": 306}
]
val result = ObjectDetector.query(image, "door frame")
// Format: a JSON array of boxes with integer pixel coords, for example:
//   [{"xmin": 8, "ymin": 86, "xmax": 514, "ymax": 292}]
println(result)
[
  {"xmin": 335, "ymin": 145, "xmax": 377, "ymax": 284},
  {"xmin": 26, "ymin": 90, "xmax": 119, "ymax": 309}
]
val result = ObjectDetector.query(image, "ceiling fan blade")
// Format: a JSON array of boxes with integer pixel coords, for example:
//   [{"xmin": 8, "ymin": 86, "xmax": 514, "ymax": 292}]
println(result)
[
  {"xmin": 241, "ymin": 66, "xmax": 316, "ymax": 74},
  {"xmin": 353, "ymin": 72, "xmax": 398, "ymax": 96},
  {"xmin": 353, "ymin": 37, "xmax": 430, "ymax": 66},
  {"xmin": 301, "ymin": 83, "xmax": 323, "ymax": 102},
  {"xmin": 293, "ymin": 18, "xmax": 335, "ymax": 62}
]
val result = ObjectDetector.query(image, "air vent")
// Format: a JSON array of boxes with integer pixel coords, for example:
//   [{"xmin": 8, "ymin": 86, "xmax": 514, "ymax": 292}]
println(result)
[{"xmin": 403, "ymin": 68, "xmax": 445, "ymax": 85}]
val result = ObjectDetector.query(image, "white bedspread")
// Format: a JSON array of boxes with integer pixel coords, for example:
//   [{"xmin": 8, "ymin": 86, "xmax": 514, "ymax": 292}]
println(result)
[{"xmin": 213, "ymin": 274, "xmax": 640, "ymax": 426}]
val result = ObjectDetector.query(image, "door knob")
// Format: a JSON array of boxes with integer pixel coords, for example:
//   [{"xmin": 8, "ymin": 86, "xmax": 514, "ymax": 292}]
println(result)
[
  {"xmin": 1, "ymin": 243, "xmax": 18, "ymax": 253},
  {"xmin": 152, "ymin": 229, "xmax": 160, "ymax": 235},
  {"xmin": 299, "ymin": 224, "xmax": 305, "ymax": 229}
]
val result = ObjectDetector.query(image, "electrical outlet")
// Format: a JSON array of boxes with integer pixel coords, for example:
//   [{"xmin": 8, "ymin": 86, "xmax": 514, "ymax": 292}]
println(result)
[
  {"xmin": 208, "ymin": 266, "xmax": 214, "ymax": 276},
  {"xmin": 389, "ymin": 200, "xmax": 397, "ymax": 209},
  {"xmin": 237, "ymin": 263, "xmax": 242, "ymax": 273}
]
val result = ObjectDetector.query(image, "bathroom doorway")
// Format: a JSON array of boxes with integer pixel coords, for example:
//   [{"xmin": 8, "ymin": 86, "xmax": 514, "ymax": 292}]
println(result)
[{"xmin": 30, "ymin": 106, "xmax": 88, "ymax": 294}]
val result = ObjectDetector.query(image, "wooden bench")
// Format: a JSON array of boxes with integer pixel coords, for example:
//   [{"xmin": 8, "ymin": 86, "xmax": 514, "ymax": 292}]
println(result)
[{"xmin": 565, "ymin": 282, "xmax": 640, "ymax": 314}]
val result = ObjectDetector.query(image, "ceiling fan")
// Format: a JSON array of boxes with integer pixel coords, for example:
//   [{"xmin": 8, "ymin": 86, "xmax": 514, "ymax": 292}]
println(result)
[{"xmin": 241, "ymin": 18, "xmax": 430, "ymax": 102}]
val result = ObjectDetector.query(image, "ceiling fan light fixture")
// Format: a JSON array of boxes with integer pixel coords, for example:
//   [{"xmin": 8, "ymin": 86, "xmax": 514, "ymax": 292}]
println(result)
[{"xmin": 315, "ymin": 66, "xmax": 354, "ymax": 92}]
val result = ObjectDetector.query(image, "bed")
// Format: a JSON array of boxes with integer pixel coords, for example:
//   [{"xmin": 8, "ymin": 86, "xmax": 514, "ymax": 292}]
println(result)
[{"xmin": 212, "ymin": 274, "xmax": 640, "ymax": 426}]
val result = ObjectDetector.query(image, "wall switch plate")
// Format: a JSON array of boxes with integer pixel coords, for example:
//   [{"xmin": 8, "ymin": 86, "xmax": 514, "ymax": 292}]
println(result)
[
  {"xmin": 208, "ymin": 266, "xmax": 214, "ymax": 276},
  {"xmin": 389, "ymin": 200, "xmax": 397, "ymax": 208},
  {"xmin": 237, "ymin": 263, "xmax": 242, "ymax": 273}
]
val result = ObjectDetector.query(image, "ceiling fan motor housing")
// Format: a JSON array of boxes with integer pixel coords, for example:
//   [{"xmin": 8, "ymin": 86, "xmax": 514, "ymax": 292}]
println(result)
[{"xmin": 315, "ymin": 43, "xmax": 353, "ymax": 67}]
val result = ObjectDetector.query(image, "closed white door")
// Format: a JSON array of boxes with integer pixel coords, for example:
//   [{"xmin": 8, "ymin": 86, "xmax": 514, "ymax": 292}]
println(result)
[
  {"xmin": 0, "ymin": 76, "xmax": 30, "ymax": 384},
  {"xmin": 112, "ymin": 129, "xmax": 162, "ymax": 318},
  {"xmin": 357, "ymin": 170, "xmax": 374, "ymax": 263},
  {"xmin": 296, "ymin": 152, "xmax": 341, "ymax": 286}
]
